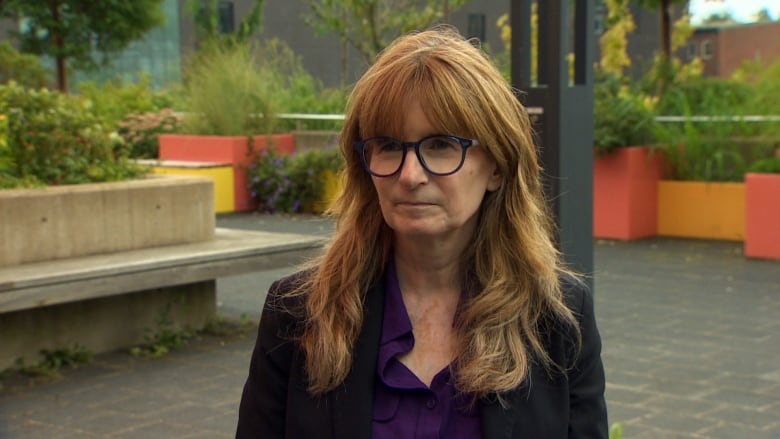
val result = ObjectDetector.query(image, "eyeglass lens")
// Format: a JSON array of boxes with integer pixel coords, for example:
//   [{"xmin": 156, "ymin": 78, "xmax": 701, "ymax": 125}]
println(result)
[{"xmin": 363, "ymin": 136, "xmax": 465, "ymax": 176}]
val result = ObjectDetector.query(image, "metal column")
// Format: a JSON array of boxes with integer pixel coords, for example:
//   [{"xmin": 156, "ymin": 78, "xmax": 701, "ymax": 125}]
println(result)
[{"xmin": 510, "ymin": 0, "xmax": 595, "ymax": 282}]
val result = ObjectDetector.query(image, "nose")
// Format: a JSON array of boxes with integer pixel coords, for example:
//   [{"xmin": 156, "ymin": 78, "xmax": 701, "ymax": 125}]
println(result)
[{"xmin": 397, "ymin": 146, "xmax": 428, "ymax": 186}]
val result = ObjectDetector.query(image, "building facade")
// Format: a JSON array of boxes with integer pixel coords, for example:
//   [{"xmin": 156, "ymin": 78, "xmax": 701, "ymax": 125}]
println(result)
[{"xmin": 684, "ymin": 21, "xmax": 780, "ymax": 77}]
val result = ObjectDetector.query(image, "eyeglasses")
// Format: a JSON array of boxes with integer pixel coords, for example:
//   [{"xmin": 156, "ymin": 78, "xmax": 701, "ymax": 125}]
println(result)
[{"xmin": 354, "ymin": 134, "xmax": 480, "ymax": 177}]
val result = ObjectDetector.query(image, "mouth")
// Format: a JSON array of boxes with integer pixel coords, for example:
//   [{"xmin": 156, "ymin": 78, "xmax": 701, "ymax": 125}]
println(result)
[
  {"xmin": 395, "ymin": 201, "xmax": 435, "ymax": 210},
  {"xmin": 396, "ymin": 201, "xmax": 435, "ymax": 207}
]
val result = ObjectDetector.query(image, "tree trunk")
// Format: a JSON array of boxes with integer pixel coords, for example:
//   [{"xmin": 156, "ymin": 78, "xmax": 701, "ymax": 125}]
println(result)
[
  {"xmin": 660, "ymin": 0, "xmax": 671, "ymax": 59},
  {"xmin": 56, "ymin": 55, "xmax": 67, "ymax": 93},
  {"xmin": 50, "ymin": 0, "xmax": 68, "ymax": 92}
]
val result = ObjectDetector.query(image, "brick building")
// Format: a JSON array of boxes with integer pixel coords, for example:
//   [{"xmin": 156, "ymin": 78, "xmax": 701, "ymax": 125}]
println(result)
[{"xmin": 684, "ymin": 21, "xmax": 780, "ymax": 77}]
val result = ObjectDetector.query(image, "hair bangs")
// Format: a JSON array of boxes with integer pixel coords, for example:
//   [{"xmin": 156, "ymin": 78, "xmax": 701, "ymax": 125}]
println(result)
[
  {"xmin": 353, "ymin": 62, "xmax": 419, "ymax": 140},
  {"xmin": 416, "ymin": 59, "xmax": 482, "ymax": 140}
]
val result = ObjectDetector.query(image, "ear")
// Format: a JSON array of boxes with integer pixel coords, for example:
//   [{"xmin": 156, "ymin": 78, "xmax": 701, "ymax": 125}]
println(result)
[{"xmin": 486, "ymin": 164, "xmax": 502, "ymax": 192}]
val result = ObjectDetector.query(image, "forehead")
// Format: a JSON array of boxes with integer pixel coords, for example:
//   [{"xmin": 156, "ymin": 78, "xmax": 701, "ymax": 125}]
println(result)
[{"xmin": 359, "ymin": 88, "xmax": 463, "ymax": 141}]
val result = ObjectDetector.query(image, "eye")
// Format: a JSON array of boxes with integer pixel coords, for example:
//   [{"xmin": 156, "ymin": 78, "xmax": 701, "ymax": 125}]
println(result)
[
  {"xmin": 373, "ymin": 138, "xmax": 403, "ymax": 152},
  {"xmin": 423, "ymin": 136, "xmax": 460, "ymax": 151}
]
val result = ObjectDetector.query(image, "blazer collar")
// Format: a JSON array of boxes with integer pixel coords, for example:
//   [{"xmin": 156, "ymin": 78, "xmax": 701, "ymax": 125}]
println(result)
[{"xmin": 328, "ymin": 278, "xmax": 527, "ymax": 439}]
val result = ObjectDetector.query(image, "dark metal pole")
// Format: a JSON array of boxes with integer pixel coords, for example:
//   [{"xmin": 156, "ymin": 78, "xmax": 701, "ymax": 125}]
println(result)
[{"xmin": 510, "ymin": 0, "xmax": 595, "ymax": 284}]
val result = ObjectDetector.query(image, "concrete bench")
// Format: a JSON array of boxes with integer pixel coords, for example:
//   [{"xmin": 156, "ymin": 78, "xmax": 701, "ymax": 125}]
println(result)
[{"xmin": 0, "ymin": 228, "xmax": 325, "ymax": 370}]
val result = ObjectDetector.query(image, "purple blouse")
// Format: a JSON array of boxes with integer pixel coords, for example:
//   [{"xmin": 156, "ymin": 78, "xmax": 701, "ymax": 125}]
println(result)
[{"xmin": 371, "ymin": 260, "xmax": 482, "ymax": 439}]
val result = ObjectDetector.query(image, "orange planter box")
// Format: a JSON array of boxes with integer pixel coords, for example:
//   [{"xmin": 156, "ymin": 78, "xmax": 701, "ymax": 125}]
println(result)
[
  {"xmin": 745, "ymin": 173, "xmax": 780, "ymax": 260},
  {"xmin": 593, "ymin": 146, "xmax": 664, "ymax": 240},
  {"xmin": 158, "ymin": 134, "xmax": 295, "ymax": 212},
  {"xmin": 657, "ymin": 181, "xmax": 745, "ymax": 241}
]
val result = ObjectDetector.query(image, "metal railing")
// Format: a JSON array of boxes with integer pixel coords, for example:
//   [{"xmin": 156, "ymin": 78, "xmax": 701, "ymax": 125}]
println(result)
[
  {"xmin": 655, "ymin": 115, "xmax": 780, "ymax": 123},
  {"xmin": 277, "ymin": 112, "xmax": 780, "ymax": 124}
]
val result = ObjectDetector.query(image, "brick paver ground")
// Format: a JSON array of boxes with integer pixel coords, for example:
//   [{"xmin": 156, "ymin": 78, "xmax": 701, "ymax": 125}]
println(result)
[{"xmin": 1, "ymin": 213, "xmax": 778, "ymax": 438}]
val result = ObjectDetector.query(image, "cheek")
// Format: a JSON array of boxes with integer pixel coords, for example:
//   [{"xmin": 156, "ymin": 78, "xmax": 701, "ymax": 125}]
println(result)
[
  {"xmin": 445, "ymin": 177, "xmax": 481, "ymax": 210},
  {"xmin": 371, "ymin": 179, "xmax": 391, "ymax": 207},
  {"xmin": 457, "ymin": 169, "xmax": 492, "ymax": 207}
]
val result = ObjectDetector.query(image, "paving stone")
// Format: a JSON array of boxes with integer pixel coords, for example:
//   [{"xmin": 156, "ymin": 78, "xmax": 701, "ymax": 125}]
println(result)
[
  {"xmin": 703, "ymin": 388, "xmax": 780, "ymax": 410},
  {"xmin": 702, "ymin": 422, "xmax": 780, "ymax": 439},
  {"xmin": 605, "ymin": 385, "xmax": 657, "ymax": 406},
  {"xmin": 606, "ymin": 400, "xmax": 651, "ymax": 425},
  {"xmin": 634, "ymin": 411, "xmax": 713, "ymax": 435},
  {"xmin": 1, "ymin": 214, "xmax": 779, "ymax": 438},
  {"xmin": 112, "ymin": 420, "xmax": 197, "ymax": 439},
  {"xmin": 702, "ymin": 405, "xmax": 780, "ymax": 430},
  {"xmin": 641, "ymin": 394, "xmax": 722, "ymax": 417}
]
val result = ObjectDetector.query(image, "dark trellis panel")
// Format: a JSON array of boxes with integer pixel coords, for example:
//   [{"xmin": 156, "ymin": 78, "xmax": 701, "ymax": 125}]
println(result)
[{"xmin": 510, "ymin": 0, "xmax": 596, "ymax": 285}]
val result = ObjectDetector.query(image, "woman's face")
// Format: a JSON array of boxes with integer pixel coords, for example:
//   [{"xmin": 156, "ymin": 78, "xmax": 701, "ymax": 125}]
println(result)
[{"xmin": 370, "ymin": 99, "xmax": 502, "ymax": 244}]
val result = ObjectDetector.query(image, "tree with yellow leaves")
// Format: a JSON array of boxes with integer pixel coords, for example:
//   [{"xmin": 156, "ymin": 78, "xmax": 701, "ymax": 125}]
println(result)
[{"xmin": 599, "ymin": 0, "xmax": 635, "ymax": 77}]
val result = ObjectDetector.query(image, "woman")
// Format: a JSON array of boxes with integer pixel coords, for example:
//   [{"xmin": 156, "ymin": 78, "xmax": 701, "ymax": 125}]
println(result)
[{"xmin": 237, "ymin": 27, "xmax": 607, "ymax": 438}]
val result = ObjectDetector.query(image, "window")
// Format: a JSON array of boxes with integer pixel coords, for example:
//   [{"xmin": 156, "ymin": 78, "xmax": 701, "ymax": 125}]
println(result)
[
  {"xmin": 594, "ymin": 2, "xmax": 606, "ymax": 35},
  {"xmin": 218, "ymin": 1, "xmax": 234, "ymax": 34},
  {"xmin": 467, "ymin": 13, "xmax": 485, "ymax": 42},
  {"xmin": 687, "ymin": 41, "xmax": 697, "ymax": 59},
  {"xmin": 701, "ymin": 40, "xmax": 712, "ymax": 59}
]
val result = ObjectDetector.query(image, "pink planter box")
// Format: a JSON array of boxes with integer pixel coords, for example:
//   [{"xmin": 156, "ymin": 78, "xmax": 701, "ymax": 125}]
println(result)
[
  {"xmin": 745, "ymin": 173, "xmax": 780, "ymax": 260},
  {"xmin": 159, "ymin": 134, "xmax": 295, "ymax": 211},
  {"xmin": 593, "ymin": 146, "xmax": 664, "ymax": 240}
]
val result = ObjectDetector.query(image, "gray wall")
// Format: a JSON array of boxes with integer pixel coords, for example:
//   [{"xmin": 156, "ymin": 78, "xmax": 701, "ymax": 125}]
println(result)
[
  {"xmin": 1, "ymin": 1, "xmax": 669, "ymax": 89},
  {"xmin": 196, "ymin": 0, "xmax": 513, "ymax": 88}
]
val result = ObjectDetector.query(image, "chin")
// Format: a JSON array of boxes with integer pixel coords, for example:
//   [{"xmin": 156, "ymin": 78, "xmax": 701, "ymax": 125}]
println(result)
[{"xmin": 388, "ymin": 218, "xmax": 454, "ymax": 239}]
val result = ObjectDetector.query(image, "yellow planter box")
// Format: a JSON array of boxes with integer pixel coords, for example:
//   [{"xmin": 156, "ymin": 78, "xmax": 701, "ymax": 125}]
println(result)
[
  {"xmin": 657, "ymin": 180, "xmax": 745, "ymax": 241},
  {"xmin": 141, "ymin": 160, "xmax": 235, "ymax": 214},
  {"xmin": 309, "ymin": 170, "xmax": 342, "ymax": 213}
]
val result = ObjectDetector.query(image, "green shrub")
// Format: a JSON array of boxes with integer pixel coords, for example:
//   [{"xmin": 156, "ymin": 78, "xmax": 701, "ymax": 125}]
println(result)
[
  {"xmin": 0, "ymin": 82, "xmax": 146, "ymax": 188},
  {"xmin": 748, "ymin": 156, "xmax": 780, "ymax": 174},
  {"xmin": 182, "ymin": 42, "xmax": 280, "ymax": 136},
  {"xmin": 248, "ymin": 147, "xmax": 344, "ymax": 213},
  {"xmin": 656, "ymin": 125, "xmax": 747, "ymax": 182},
  {"xmin": 653, "ymin": 75, "xmax": 766, "ymax": 181},
  {"xmin": 182, "ymin": 39, "xmax": 347, "ymax": 135},
  {"xmin": 655, "ymin": 77, "xmax": 753, "ymax": 117},
  {"xmin": 744, "ymin": 59, "xmax": 780, "ymax": 142},
  {"xmin": 594, "ymin": 71, "xmax": 656, "ymax": 155},
  {"xmin": 118, "ymin": 108, "xmax": 183, "ymax": 158},
  {"xmin": 76, "ymin": 75, "xmax": 179, "ymax": 126},
  {"xmin": 0, "ymin": 42, "xmax": 51, "ymax": 89},
  {"xmin": 260, "ymin": 39, "xmax": 348, "ymax": 131}
]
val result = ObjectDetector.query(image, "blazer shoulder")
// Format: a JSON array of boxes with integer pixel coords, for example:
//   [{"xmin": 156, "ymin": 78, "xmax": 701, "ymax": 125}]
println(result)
[
  {"xmin": 559, "ymin": 272, "xmax": 592, "ymax": 316},
  {"xmin": 261, "ymin": 269, "xmax": 313, "ymax": 337}
]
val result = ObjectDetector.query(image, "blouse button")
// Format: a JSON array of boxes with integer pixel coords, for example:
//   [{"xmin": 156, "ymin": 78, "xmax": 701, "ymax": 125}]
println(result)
[{"xmin": 426, "ymin": 398, "xmax": 437, "ymax": 409}]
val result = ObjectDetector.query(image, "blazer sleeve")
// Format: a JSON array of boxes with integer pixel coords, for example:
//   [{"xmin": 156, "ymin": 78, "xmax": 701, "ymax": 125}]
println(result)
[
  {"xmin": 565, "ymin": 279, "xmax": 609, "ymax": 438},
  {"xmin": 236, "ymin": 279, "xmax": 301, "ymax": 439}
]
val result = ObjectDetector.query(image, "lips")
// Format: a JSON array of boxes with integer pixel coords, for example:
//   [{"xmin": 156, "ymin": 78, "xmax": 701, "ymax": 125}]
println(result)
[{"xmin": 396, "ymin": 201, "xmax": 435, "ymax": 206}]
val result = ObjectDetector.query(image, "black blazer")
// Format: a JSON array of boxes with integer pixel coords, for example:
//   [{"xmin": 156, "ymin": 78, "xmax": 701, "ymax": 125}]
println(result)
[{"xmin": 236, "ymin": 272, "xmax": 608, "ymax": 438}]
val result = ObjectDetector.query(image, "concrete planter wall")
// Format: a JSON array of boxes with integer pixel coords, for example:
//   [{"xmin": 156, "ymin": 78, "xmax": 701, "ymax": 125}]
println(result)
[
  {"xmin": 0, "ymin": 174, "xmax": 217, "ymax": 369},
  {"xmin": 0, "ymin": 175, "xmax": 214, "ymax": 267}
]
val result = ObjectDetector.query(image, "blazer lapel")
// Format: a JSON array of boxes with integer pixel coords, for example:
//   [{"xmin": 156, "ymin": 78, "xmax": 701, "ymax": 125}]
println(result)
[{"xmin": 331, "ymin": 282, "xmax": 386, "ymax": 439}]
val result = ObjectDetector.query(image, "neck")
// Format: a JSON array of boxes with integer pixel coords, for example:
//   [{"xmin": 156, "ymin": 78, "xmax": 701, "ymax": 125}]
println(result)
[{"xmin": 393, "ymin": 235, "xmax": 469, "ymax": 296}]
